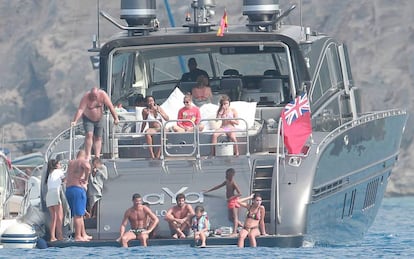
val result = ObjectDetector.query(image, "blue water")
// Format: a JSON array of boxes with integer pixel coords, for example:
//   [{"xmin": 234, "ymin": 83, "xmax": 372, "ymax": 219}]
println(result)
[{"xmin": 1, "ymin": 196, "xmax": 413, "ymax": 258}]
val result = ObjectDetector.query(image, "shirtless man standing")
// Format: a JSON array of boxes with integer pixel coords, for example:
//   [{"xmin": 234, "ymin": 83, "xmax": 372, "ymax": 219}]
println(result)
[
  {"xmin": 164, "ymin": 193, "xmax": 195, "ymax": 239},
  {"xmin": 117, "ymin": 193, "xmax": 159, "ymax": 247},
  {"xmin": 65, "ymin": 150, "xmax": 92, "ymax": 242},
  {"xmin": 71, "ymin": 87, "xmax": 119, "ymax": 160}
]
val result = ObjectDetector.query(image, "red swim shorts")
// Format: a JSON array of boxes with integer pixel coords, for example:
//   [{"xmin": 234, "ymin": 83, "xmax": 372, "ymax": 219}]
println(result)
[{"xmin": 227, "ymin": 196, "xmax": 240, "ymax": 209}]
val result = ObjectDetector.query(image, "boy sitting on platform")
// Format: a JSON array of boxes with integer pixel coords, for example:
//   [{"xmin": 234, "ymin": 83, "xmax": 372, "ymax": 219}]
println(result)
[{"xmin": 191, "ymin": 206, "xmax": 210, "ymax": 247}]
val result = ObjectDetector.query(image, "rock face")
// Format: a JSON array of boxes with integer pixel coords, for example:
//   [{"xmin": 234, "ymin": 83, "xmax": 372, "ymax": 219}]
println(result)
[{"xmin": 0, "ymin": 1, "xmax": 413, "ymax": 195}]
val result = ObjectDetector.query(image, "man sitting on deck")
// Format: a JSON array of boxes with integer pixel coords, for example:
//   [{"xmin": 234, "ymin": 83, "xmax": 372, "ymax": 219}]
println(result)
[
  {"xmin": 164, "ymin": 193, "xmax": 195, "ymax": 239},
  {"xmin": 117, "ymin": 193, "xmax": 159, "ymax": 247}
]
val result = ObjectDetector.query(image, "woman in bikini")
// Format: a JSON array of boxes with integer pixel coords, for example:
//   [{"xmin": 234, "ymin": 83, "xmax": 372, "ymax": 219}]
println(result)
[
  {"xmin": 211, "ymin": 95, "xmax": 240, "ymax": 156},
  {"xmin": 237, "ymin": 193, "xmax": 267, "ymax": 248},
  {"xmin": 141, "ymin": 96, "xmax": 169, "ymax": 159}
]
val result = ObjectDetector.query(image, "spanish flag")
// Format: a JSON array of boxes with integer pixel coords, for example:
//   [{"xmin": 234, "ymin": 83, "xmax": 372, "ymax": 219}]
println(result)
[{"xmin": 217, "ymin": 10, "xmax": 228, "ymax": 37}]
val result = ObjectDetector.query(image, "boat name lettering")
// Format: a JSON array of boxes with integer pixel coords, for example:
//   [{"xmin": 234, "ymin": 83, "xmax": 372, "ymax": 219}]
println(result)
[
  {"xmin": 143, "ymin": 187, "xmax": 204, "ymax": 205},
  {"xmin": 154, "ymin": 210, "xmax": 168, "ymax": 217}
]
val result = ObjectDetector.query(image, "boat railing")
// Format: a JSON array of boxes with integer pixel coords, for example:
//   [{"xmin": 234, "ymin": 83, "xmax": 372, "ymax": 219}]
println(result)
[
  {"xmin": 275, "ymin": 117, "xmax": 285, "ymax": 225},
  {"xmin": 316, "ymin": 109, "xmax": 407, "ymax": 154},
  {"xmin": 19, "ymin": 181, "xmax": 32, "ymax": 216},
  {"xmin": 10, "ymin": 166, "xmax": 29, "ymax": 196},
  {"xmin": 111, "ymin": 119, "xmax": 164, "ymax": 159},
  {"xmin": 163, "ymin": 119, "xmax": 197, "ymax": 157},
  {"xmin": 198, "ymin": 118, "xmax": 250, "ymax": 157},
  {"xmin": 57, "ymin": 117, "xmax": 249, "ymax": 160},
  {"xmin": 110, "ymin": 117, "xmax": 250, "ymax": 159},
  {"xmin": 45, "ymin": 123, "xmax": 84, "ymax": 161}
]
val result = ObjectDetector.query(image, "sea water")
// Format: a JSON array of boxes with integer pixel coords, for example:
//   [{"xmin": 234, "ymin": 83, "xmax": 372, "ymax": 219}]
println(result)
[{"xmin": 1, "ymin": 196, "xmax": 413, "ymax": 258}]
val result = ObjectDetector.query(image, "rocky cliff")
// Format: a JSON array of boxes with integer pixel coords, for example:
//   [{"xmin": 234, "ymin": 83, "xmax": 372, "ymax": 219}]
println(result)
[{"xmin": 0, "ymin": 1, "xmax": 412, "ymax": 195}]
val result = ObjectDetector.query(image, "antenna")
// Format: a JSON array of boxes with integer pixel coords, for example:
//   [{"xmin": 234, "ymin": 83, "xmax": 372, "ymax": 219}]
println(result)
[
  {"xmin": 89, "ymin": 0, "xmax": 101, "ymax": 52},
  {"xmin": 97, "ymin": 0, "xmax": 100, "ymax": 48},
  {"xmin": 300, "ymin": 0, "xmax": 303, "ymax": 39},
  {"xmin": 88, "ymin": 0, "xmax": 101, "ymax": 70}
]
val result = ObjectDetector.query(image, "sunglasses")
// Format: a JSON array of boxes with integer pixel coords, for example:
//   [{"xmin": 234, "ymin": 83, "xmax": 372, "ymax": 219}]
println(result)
[{"xmin": 183, "ymin": 101, "xmax": 190, "ymax": 104}]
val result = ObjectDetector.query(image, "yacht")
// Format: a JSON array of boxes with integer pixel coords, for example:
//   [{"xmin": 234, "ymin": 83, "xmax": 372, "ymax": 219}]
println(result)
[{"xmin": 23, "ymin": 0, "xmax": 407, "ymax": 247}]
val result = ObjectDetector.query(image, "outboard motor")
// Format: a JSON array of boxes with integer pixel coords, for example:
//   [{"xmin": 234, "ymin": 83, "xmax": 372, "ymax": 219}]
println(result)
[
  {"xmin": 120, "ymin": 0, "xmax": 156, "ymax": 27},
  {"xmin": 243, "ymin": 0, "xmax": 280, "ymax": 31}
]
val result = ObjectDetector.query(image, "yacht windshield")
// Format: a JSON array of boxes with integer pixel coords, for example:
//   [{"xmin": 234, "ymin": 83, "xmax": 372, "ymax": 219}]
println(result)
[{"xmin": 110, "ymin": 42, "xmax": 291, "ymax": 106}]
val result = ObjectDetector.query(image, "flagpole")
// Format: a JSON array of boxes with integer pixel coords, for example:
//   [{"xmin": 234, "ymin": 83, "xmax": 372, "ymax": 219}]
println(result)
[
  {"xmin": 300, "ymin": 0, "xmax": 303, "ymax": 40},
  {"xmin": 276, "ymin": 116, "xmax": 283, "ymax": 223},
  {"xmin": 224, "ymin": 8, "xmax": 228, "ymax": 33}
]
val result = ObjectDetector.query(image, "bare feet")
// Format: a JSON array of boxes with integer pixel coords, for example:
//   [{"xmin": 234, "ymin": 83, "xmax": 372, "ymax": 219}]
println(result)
[
  {"xmin": 176, "ymin": 228, "xmax": 186, "ymax": 239},
  {"xmin": 50, "ymin": 238, "xmax": 58, "ymax": 242},
  {"xmin": 155, "ymin": 151, "xmax": 161, "ymax": 159},
  {"xmin": 74, "ymin": 237, "xmax": 90, "ymax": 242},
  {"xmin": 172, "ymin": 233, "xmax": 186, "ymax": 239}
]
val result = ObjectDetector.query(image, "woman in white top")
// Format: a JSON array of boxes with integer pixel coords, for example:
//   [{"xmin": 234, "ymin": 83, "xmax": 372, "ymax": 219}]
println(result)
[
  {"xmin": 141, "ymin": 96, "xmax": 169, "ymax": 159},
  {"xmin": 45, "ymin": 159, "xmax": 66, "ymax": 241}
]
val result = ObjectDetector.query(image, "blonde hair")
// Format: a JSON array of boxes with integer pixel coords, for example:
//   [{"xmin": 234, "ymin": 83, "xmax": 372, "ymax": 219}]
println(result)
[{"xmin": 184, "ymin": 93, "xmax": 193, "ymax": 102}]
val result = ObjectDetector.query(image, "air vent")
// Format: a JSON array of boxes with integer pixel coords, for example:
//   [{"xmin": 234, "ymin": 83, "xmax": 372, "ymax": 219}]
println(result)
[{"xmin": 120, "ymin": 0, "xmax": 156, "ymax": 27}]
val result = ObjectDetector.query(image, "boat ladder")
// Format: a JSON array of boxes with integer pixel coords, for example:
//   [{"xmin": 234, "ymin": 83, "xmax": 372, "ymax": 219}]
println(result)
[{"xmin": 251, "ymin": 158, "xmax": 276, "ymax": 227}]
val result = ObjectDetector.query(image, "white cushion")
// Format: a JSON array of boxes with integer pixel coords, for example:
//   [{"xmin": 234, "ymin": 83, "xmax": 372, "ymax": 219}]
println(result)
[
  {"xmin": 135, "ymin": 106, "xmax": 146, "ymax": 133},
  {"xmin": 230, "ymin": 101, "xmax": 257, "ymax": 130},
  {"xmin": 160, "ymin": 87, "xmax": 185, "ymax": 127},
  {"xmin": 200, "ymin": 103, "xmax": 220, "ymax": 131},
  {"xmin": 199, "ymin": 101, "xmax": 256, "ymax": 131}
]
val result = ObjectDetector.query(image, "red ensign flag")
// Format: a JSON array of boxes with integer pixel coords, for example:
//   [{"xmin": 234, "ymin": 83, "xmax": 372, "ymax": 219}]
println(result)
[{"xmin": 281, "ymin": 93, "xmax": 312, "ymax": 154}]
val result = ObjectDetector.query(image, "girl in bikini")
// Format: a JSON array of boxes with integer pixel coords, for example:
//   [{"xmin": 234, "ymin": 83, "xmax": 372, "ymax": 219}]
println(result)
[
  {"xmin": 237, "ymin": 193, "xmax": 267, "ymax": 248},
  {"xmin": 211, "ymin": 95, "xmax": 240, "ymax": 156},
  {"xmin": 141, "ymin": 96, "xmax": 169, "ymax": 159}
]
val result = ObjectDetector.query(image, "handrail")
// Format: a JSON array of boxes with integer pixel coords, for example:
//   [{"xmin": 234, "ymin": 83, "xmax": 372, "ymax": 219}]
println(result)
[
  {"xmin": 198, "ymin": 117, "xmax": 250, "ymax": 157},
  {"xmin": 275, "ymin": 117, "xmax": 284, "ymax": 225},
  {"xmin": 164, "ymin": 119, "xmax": 197, "ymax": 157},
  {"xmin": 20, "ymin": 182, "xmax": 32, "ymax": 216},
  {"xmin": 45, "ymin": 123, "xmax": 84, "ymax": 161},
  {"xmin": 111, "ymin": 119, "xmax": 163, "ymax": 159},
  {"xmin": 316, "ymin": 109, "xmax": 407, "ymax": 154},
  {"xmin": 45, "ymin": 116, "xmax": 255, "ymax": 163},
  {"xmin": 110, "ymin": 117, "xmax": 250, "ymax": 160},
  {"xmin": 69, "ymin": 125, "xmax": 74, "ymax": 160}
]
